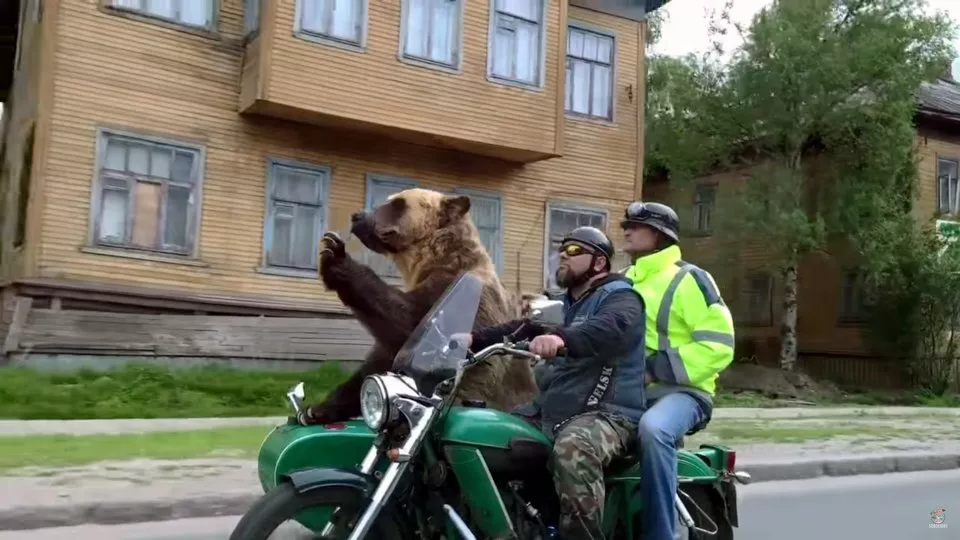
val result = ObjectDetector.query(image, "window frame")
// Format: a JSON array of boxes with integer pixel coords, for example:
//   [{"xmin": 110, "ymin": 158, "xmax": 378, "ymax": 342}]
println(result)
[
  {"xmin": 740, "ymin": 271, "xmax": 773, "ymax": 327},
  {"xmin": 244, "ymin": 0, "xmax": 260, "ymax": 39},
  {"xmin": 103, "ymin": 0, "xmax": 220, "ymax": 34},
  {"xmin": 398, "ymin": 0, "xmax": 465, "ymax": 72},
  {"xmin": 259, "ymin": 157, "xmax": 332, "ymax": 278},
  {"xmin": 364, "ymin": 174, "xmax": 419, "ymax": 280},
  {"xmin": 564, "ymin": 22, "xmax": 617, "ymax": 122},
  {"xmin": 937, "ymin": 156, "xmax": 959, "ymax": 215},
  {"xmin": 692, "ymin": 183, "xmax": 718, "ymax": 236},
  {"xmin": 542, "ymin": 201, "xmax": 609, "ymax": 290},
  {"xmin": 838, "ymin": 268, "xmax": 869, "ymax": 325},
  {"xmin": 85, "ymin": 127, "xmax": 207, "ymax": 260},
  {"xmin": 294, "ymin": 0, "xmax": 370, "ymax": 51},
  {"xmin": 452, "ymin": 187, "xmax": 505, "ymax": 274},
  {"xmin": 486, "ymin": 0, "xmax": 547, "ymax": 89}
]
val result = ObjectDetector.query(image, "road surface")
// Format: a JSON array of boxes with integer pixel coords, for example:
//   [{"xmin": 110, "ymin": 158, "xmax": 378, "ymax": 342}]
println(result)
[{"xmin": 2, "ymin": 469, "xmax": 956, "ymax": 539}]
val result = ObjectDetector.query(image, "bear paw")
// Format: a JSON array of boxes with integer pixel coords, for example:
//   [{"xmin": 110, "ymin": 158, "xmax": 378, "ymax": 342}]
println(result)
[{"xmin": 319, "ymin": 232, "xmax": 347, "ymax": 260}]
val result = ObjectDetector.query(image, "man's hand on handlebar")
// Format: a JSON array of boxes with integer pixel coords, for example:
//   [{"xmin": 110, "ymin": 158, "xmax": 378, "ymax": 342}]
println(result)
[{"xmin": 529, "ymin": 334, "xmax": 565, "ymax": 359}]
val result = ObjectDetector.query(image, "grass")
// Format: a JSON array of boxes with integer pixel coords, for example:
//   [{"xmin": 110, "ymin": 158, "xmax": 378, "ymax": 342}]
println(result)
[
  {"xmin": 0, "ymin": 363, "xmax": 957, "ymax": 421},
  {"xmin": 0, "ymin": 425, "xmax": 271, "ymax": 473},
  {"xmin": 0, "ymin": 363, "xmax": 350, "ymax": 420}
]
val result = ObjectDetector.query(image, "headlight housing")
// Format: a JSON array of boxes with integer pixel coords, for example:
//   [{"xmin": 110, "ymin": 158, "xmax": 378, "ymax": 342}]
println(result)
[{"xmin": 360, "ymin": 376, "xmax": 390, "ymax": 430}]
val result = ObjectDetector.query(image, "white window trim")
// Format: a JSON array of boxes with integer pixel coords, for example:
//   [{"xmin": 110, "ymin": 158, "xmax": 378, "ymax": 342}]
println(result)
[
  {"xmin": 398, "ymin": 0, "xmax": 465, "ymax": 73},
  {"xmin": 937, "ymin": 156, "xmax": 960, "ymax": 215},
  {"xmin": 565, "ymin": 22, "xmax": 617, "ymax": 123},
  {"xmin": 542, "ymin": 201, "xmax": 609, "ymax": 290},
  {"xmin": 258, "ymin": 157, "xmax": 331, "ymax": 279},
  {"xmin": 85, "ymin": 127, "xmax": 207, "ymax": 260},
  {"xmin": 452, "ymin": 187, "xmax": 505, "ymax": 274},
  {"xmin": 485, "ymin": 0, "xmax": 548, "ymax": 90},
  {"xmin": 105, "ymin": 0, "xmax": 219, "ymax": 32},
  {"xmin": 293, "ymin": 0, "xmax": 370, "ymax": 52}
]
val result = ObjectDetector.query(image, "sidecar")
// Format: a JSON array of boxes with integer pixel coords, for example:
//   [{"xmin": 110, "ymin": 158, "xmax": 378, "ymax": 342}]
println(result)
[{"xmin": 256, "ymin": 417, "xmax": 382, "ymax": 530}]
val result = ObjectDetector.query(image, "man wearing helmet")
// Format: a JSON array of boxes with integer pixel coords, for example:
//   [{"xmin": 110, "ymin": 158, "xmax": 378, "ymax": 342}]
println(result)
[
  {"xmin": 620, "ymin": 201, "xmax": 735, "ymax": 540},
  {"xmin": 460, "ymin": 226, "xmax": 648, "ymax": 540}
]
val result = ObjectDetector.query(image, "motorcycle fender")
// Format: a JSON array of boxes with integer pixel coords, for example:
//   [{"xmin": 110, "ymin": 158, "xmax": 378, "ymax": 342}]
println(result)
[
  {"xmin": 721, "ymin": 479, "xmax": 739, "ymax": 527},
  {"xmin": 282, "ymin": 466, "xmax": 377, "ymax": 497}
]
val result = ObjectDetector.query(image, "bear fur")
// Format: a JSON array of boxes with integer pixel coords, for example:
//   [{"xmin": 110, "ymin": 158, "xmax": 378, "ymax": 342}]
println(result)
[{"xmin": 302, "ymin": 188, "xmax": 538, "ymax": 424}]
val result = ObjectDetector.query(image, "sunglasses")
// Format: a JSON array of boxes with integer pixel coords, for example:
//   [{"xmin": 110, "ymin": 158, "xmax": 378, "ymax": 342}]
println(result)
[{"xmin": 557, "ymin": 243, "xmax": 594, "ymax": 258}]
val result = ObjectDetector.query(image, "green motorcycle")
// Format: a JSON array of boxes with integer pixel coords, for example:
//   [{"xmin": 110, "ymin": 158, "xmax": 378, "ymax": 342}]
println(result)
[{"xmin": 231, "ymin": 272, "xmax": 750, "ymax": 540}]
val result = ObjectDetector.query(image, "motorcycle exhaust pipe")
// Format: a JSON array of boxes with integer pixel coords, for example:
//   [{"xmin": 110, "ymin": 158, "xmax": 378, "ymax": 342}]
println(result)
[{"xmin": 443, "ymin": 504, "xmax": 479, "ymax": 540}]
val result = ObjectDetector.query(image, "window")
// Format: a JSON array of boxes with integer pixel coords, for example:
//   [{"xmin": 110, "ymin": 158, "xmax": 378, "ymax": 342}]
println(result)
[
  {"xmin": 544, "ymin": 204, "xmax": 607, "ymax": 290},
  {"xmin": 365, "ymin": 175, "xmax": 418, "ymax": 278},
  {"xmin": 489, "ymin": 0, "xmax": 544, "ymax": 86},
  {"xmin": 938, "ymin": 158, "xmax": 959, "ymax": 214},
  {"xmin": 693, "ymin": 184, "xmax": 717, "ymax": 234},
  {"xmin": 565, "ymin": 26, "xmax": 614, "ymax": 120},
  {"xmin": 107, "ymin": 0, "xmax": 215, "ymax": 29},
  {"xmin": 297, "ymin": 0, "xmax": 366, "ymax": 47},
  {"xmin": 740, "ymin": 272, "xmax": 772, "ymax": 326},
  {"xmin": 401, "ymin": 0, "xmax": 461, "ymax": 67},
  {"xmin": 263, "ymin": 159, "xmax": 329, "ymax": 273},
  {"xmin": 244, "ymin": 0, "xmax": 260, "ymax": 37},
  {"xmin": 839, "ymin": 269, "xmax": 868, "ymax": 323},
  {"xmin": 90, "ymin": 129, "xmax": 204, "ymax": 257},
  {"xmin": 454, "ymin": 189, "xmax": 503, "ymax": 272}
]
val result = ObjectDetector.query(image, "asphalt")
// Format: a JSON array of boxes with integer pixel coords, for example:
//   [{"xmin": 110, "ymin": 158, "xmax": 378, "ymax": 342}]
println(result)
[
  {"xmin": 2, "ymin": 407, "xmax": 959, "ymax": 531},
  {"xmin": 2, "ymin": 469, "xmax": 956, "ymax": 539}
]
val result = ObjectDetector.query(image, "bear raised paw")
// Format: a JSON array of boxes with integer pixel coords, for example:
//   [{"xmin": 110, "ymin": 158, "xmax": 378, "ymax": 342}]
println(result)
[{"xmin": 300, "ymin": 188, "xmax": 538, "ymax": 425}]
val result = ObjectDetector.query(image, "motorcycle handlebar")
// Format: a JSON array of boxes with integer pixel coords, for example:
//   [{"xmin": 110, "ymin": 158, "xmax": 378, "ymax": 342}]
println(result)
[{"xmin": 470, "ymin": 341, "xmax": 568, "ymax": 363}]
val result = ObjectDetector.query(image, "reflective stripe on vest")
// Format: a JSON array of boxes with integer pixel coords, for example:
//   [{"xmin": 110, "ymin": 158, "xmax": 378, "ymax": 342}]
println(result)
[{"xmin": 655, "ymin": 263, "xmax": 735, "ymax": 385}]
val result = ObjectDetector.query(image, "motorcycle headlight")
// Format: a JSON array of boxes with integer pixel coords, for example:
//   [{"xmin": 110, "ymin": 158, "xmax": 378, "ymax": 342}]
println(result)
[{"xmin": 360, "ymin": 376, "xmax": 390, "ymax": 430}]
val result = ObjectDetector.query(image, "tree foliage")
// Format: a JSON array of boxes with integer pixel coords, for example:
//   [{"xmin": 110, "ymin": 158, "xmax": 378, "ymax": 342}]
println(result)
[{"xmin": 644, "ymin": 0, "xmax": 957, "ymax": 371}]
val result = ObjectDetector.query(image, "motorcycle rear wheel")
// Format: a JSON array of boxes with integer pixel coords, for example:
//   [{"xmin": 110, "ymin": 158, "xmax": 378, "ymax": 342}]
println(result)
[{"xmin": 228, "ymin": 483, "xmax": 406, "ymax": 540}]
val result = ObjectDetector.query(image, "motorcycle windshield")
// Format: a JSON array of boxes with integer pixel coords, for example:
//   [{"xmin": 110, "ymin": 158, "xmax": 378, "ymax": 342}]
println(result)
[{"xmin": 393, "ymin": 272, "xmax": 484, "ymax": 396}]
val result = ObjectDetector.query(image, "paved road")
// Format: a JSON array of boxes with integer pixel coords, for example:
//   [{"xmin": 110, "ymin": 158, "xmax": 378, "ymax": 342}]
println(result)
[{"xmin": 2, "ymin": 469, "xmax": 957, "ymax": 539}]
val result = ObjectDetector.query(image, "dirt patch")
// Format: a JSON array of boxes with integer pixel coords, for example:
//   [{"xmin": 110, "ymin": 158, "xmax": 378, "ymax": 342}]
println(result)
[{"xmin": 718, "ymin": 364, "xmax": 845, "ymax": 403}]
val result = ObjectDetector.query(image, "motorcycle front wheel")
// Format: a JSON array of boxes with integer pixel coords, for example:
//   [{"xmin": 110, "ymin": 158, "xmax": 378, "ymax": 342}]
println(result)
[{"xmin": 228, "ymin": 483, "xmax": 406, "ymax": 540}]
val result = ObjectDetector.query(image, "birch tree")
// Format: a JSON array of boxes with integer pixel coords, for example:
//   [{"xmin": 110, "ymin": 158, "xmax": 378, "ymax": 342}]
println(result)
[{"xmin": 646, "ymin": 0, "xmax": 954, "ymax": 370}]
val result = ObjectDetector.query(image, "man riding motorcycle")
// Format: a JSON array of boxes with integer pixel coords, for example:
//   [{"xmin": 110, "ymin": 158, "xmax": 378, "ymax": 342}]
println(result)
[
  {"xmin": 620, "ymin": 201, "xmax": 736, "ymax": 540},
  {"xmin": 462, "ymin": 226, "xmax": 648, "ymax": 540}
]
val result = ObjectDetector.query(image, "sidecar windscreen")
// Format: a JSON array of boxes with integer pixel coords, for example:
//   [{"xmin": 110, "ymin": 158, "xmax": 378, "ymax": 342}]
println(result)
[{"xmin": 393, "ymin": 272, "xmax": 483, "ymax": 396}]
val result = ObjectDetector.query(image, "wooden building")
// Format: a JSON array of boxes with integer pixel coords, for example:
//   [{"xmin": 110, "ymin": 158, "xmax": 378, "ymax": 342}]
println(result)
[
  {"xmin": 644, "ymin": 74, "xmax": 960, "ymax": 388},
  {"xmin": 0, "ymin": 0, "xmax": 653, "ymax": 368}
]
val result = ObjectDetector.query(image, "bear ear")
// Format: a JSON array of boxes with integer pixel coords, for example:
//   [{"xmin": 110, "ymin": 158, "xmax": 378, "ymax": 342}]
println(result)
[{"xmin": 441, "ymin": 195, "xmax": 471, "ymax": 223}]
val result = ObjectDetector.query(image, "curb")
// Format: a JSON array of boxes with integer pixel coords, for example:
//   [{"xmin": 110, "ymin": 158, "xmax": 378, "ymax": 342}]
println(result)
[
  {"xmin": 2, "ymin": 452, "xmax": 959, "ymax": 531},
  {"xmin": 738, "ymin": 451, "xmax": 960, "ymax": 482}
]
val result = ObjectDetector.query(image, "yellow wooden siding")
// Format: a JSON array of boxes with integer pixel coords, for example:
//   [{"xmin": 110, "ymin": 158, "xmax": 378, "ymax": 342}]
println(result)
[
  {"xmin": 255, "ymin": 0, "xmax": 562, "ymax": 161},
  {"xmin": 238, "ymin": 35, "xmax": 261, "ymax": 111},
  {"xmin": 0, "ymin": 0, "xmax": 47, "ymax": 283},
  {"xmin": 915, "ymin": 128, "xmax": 960, "ymax": 222},
  {"xmin": 34, "ymin": 0, "xmax": 642, "ymax": 308}
]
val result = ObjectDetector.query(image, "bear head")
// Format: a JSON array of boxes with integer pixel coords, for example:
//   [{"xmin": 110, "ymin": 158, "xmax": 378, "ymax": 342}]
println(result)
[{"xmin": 350, "ymin": 188, "xmax": 473, "ymax": 256}]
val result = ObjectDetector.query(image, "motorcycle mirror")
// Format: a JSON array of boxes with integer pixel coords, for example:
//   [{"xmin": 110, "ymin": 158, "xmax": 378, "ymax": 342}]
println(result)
[
  {"xmin": 286, "ymin": 382, "xmax": 306, "ymax": 413},
  {"xmin": 528, "ymin": 298, "xmax": 564, "ymax": 326}
]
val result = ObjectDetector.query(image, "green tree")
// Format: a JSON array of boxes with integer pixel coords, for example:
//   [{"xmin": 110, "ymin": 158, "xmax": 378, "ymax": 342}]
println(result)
[{"xmin": 646, "ymin": 0, "xmax": 955, "ymax": 370}]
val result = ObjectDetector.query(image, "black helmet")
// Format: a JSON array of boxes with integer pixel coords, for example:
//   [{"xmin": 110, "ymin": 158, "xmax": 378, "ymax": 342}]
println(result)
[
  {"xmin": 560, "ymin": 226, "xmax": 615, "ymax": 269},
  {"xmin": 621, "ymin": 201, "xmax": 679, "ymax": 243}
]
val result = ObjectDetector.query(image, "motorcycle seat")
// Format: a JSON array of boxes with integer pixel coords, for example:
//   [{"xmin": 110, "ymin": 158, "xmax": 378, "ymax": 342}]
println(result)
[{"xmin": 604, "ymin": 436, "xmax": 686, "ymax": 477}]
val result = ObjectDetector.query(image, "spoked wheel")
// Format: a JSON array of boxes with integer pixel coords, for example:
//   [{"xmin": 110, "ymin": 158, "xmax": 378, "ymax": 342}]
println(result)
[{"xmin": 228, "ymin": 483, "xmax": 406, "ymax": 540}]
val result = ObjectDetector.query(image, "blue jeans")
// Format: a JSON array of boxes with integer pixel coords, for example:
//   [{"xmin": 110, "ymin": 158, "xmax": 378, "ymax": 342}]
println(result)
[{"xmin": 637, "ymin": 392, "xmax": 708, "ymax": 540}]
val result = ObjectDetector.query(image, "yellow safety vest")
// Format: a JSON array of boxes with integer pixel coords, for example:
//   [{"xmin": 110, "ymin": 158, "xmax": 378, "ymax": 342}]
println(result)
[{"xmin": 624, "ymin": 245, "xmax": 735, "ymax": 404}]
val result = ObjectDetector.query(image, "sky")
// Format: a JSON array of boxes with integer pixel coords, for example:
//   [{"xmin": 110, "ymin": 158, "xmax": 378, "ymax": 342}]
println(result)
[{"xmin": 650, "ymin": 0, "xmax": 960, "ymax": 76}]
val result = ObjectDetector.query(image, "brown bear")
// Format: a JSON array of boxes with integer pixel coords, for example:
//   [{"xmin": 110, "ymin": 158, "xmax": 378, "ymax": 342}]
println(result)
[{"xmin": 300, "ymin": 188, "xmax": 538, "ymax": 424}]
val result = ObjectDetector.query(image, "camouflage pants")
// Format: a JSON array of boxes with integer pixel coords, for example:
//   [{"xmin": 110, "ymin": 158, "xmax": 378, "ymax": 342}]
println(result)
[{"xmin": 532, "ymin": 412, "xmax": 636, "ymax": 540}]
